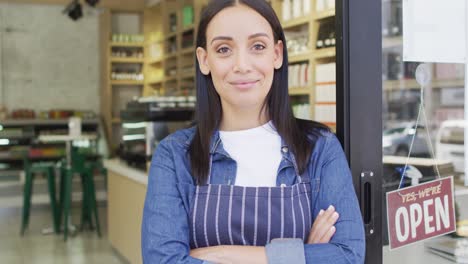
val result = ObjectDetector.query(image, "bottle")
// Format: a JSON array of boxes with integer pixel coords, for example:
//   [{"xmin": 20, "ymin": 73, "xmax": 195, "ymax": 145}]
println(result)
[
  {"xmin": 282, "ymin": 0, "xmax": 291, "ymax": 21},
  {"xmin": 303, "ymin": 0, "xmax": 311, "ymax": 14},
  {"xmin": 326, "ymin": 0, "xmax": 335, "ymax": 10},
  {"xmin": 316, "ymin": 22, "xmax": 326, "ymax": 49},
  {"xmin": 292, "ymin": 0, "xmax": 301, "ymax": 18},
  {"xmin": 390, "ymin": 3, "xmax": 402, "ymax": 36},
  {"xmin": 316, "ymin": 0, "xmax": 324, "ymax": 12}
]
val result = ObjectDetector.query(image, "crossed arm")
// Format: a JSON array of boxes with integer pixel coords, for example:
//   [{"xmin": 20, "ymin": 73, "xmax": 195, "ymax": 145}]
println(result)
[{"xmin": 190, "ymin": 206, "xmax": 339, "ymax": 264}]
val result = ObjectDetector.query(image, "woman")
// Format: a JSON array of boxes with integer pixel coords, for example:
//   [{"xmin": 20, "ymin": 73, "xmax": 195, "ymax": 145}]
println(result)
[{"xmin": 142, "ymin": 0, "xmax": 365, "ymax": 263}]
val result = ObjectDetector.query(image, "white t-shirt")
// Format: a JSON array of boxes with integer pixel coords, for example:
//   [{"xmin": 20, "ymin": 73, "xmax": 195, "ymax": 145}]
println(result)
[{"xmin": 219, "ymin": 121, "xmax": 282, "ymax": 187}]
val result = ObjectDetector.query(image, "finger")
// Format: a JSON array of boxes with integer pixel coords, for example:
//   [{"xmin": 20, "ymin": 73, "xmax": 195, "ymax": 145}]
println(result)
[
  {"xmin": 310, "ymin": 206, "xmax": 335, "ymax": 234},
  {"xmin": 307, "ymin": 209, "xmax": 325, "ymax": 243},
  {"xmin": 313, "ymin": 211, "xmax": 339, "ymax": 242},
  {"xmin": 309, "ymin": 207, "xmax": 335, "ymax": 243},
  {"xmin": 309, "ymin": 207, "xmax": 339, "ymax": 243},
  {"xmin": 318, "ymin": 225, "xmax": 336, "ymax": 243}
]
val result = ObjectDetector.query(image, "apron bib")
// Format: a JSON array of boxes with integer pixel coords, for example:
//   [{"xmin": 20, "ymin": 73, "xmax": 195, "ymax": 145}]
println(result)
[{"xmin": 189, "ymin": 167, "xmax": 312, "ymax": 248}]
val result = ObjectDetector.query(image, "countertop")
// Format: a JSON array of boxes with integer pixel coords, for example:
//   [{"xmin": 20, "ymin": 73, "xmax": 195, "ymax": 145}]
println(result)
[{"xmin": 104, "ymin": 159, "xmax": 148, "ymax": 185}]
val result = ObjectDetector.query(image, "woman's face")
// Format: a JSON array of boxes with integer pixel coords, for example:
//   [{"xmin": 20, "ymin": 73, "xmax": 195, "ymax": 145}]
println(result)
[{"xmin": 196, "ymin": 4, "xmax": 283, "ymax": 114}]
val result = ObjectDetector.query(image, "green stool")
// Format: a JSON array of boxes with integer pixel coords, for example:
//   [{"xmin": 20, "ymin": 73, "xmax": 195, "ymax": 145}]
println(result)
[
  {"xmin": 21, "ymin": 158, "xmax": 60, "ymax": 235},
  {"xmin": 58, "ymin": 148, "xmax": 102, "ymax": 241}
]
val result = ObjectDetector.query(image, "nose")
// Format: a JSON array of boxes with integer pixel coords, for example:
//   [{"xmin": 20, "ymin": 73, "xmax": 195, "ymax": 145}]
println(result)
[{"xmin": 232, "ymin": 50, "xmax": 252, "ymax": 74}]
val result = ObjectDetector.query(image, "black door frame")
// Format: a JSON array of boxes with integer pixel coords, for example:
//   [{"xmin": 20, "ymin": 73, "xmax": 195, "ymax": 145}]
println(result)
[{"xmin": 336, "ymin": 0, "xmax": 383, "ymax": 263}]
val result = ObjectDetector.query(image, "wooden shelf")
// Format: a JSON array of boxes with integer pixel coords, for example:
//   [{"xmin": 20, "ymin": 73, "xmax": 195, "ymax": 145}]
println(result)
[
  {"xmin": 164, "ymin": 76, "xmax": 177, "ymax": 82},
  {"xmin": 289, "ymin": 51, "xmax": 312, "ymax": 63},
  {"xmin": 313, "ymin": 47, "xmax": 336, "ymax": 59},
  {"xmin": 165, "ymin": 53, "xmax": 177, "ymax": 60},
  {"xmin": 289, "ymin": 87, "xmax": 312, "ymax": 95},
  {"xmin": 112, "ymin": 118, "xmax": 121, "ymax": 124},
  {"xmin": 146, "ymin": 39, "xmax": 163, "ymax": 46},
  {"xmin": 181, "ymin": 47, "xmax": 195, "ymax": 55},
  {"xmin": 282, "ymin": 15, "xmax": 310, "ymax": 29},
  {"xmin": 147, "ymin": 78, "xmax": 164, "ymax": 85},
  {"xmin": 165, "ymin": 31, "xmax": 177, "ymax": 39},
  {"xmin": 382, "ymin": 36, "xmax": 403, "ymax": 49},
  {"xmin": 180, "ymin": 72, "xmax": 195, "ymax": 79},
  {"xmin": 110, "ymin": 57, "xmax": 145, "ymax": 63},
  {"xmin": 180, "ymin": 24, "xmax": 195, "ymax": 34},
  {"xmin": 147, "ymin": 57, "xmax": 163, "ymax": 64},
  {"xmin": 384, "ymin": 78, "xmax": 465, "ymax": 91},
  {"xmin": 315, "ymin": 9, "xmax": 335, "ymax": 20},
  {"xmin": 110, "ymin": 42, "xmax": 145, "ymax": 48},
  {"xmin": 110, "ymin": 80, "xmax": 145, "ymax": 86}
]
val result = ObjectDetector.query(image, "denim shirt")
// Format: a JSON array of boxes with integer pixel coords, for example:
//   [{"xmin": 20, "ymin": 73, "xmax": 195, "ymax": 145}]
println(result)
[{"xmin": 141, "ymin": 126, "xmax": 365, "ymax": 264}]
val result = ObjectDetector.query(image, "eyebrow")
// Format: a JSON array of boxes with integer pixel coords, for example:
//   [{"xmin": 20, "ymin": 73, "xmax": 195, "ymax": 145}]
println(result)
[{"xmin": 210, "ymin": 33, "xmax": 270, "ymax": 45}]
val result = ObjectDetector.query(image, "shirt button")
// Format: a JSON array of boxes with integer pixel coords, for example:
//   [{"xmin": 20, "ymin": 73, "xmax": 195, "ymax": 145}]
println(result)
[{"xmin": 281, "ymin": 147, "xmax": 288, "ymax": 153}]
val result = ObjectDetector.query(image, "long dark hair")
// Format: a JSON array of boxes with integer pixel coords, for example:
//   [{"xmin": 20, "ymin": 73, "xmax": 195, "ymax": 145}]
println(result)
[{"xmin": 189, "ymin": 0, "xmax": 330, "ymax": 185}]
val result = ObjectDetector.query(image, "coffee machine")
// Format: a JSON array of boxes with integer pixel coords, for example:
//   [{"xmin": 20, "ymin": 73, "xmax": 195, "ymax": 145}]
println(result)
[{"xmin": 119, "ymin": 96, "xmax": 195, "ymax": 170}]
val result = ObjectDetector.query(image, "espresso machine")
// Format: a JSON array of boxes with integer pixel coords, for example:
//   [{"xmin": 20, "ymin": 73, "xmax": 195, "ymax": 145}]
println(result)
[{"xmin": 119, "ymin": 96, "xmax": 195, "ymax": 170}]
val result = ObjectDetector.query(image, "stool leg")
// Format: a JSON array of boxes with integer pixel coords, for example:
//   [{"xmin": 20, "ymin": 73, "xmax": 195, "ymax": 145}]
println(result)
[
  {"xmin": 21, "ymin": 170, "xmax": 33, "ymax": 235},
  {"xmin": 46, "ymin": 168, "xmax": 59, "ymax": 234},
  {"xmin": 87, "ymin": 171, "xmax": 101, "ymax": 237},
  {"xmin": 58, "ymin": 167, "xmax": 66, "ymax": 227},
  {"xmin": 80, "ymin": 173, "xmax": 90, "ymax": 231},
  {"xmin": 63, "ymin": 170, "xmax": 73, "ymax": 241}
]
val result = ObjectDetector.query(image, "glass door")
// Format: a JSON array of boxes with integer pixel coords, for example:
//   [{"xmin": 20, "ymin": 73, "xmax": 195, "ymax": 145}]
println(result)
[{"xmin": 381, "ymin": 1, "xmax": 468, "ymax": 263}]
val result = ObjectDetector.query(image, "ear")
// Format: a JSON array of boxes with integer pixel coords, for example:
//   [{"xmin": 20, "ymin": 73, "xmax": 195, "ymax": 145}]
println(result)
[
  {"xmin": 273, "ymin": 40, "xmax": 284, "ymax": 70},
  {"xmin": 196, "ymin": 47, "xmax": 210, "ymax": 75}
]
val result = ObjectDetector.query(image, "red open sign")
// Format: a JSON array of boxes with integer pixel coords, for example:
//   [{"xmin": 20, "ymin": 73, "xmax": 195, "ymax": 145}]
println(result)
[{"xmin": 386, "ymin": 177, "xmax": 456, "ymax": 250}]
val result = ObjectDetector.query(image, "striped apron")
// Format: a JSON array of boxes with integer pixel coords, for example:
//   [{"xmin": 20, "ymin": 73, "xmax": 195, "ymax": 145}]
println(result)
[{"xmin": 189, "ymin": 169, "xmax": 312, "ymax": 248}]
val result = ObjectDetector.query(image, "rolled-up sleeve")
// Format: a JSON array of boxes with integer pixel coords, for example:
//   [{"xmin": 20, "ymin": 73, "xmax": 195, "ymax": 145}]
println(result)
[
  {"xmin": 141, "ymin": 139, "xmax": 203, "ymax": 264},
  {"xmin": 303, "ymin": 134, "xmax": 366, "ymax": 264},
  {"xmin": 265, "ymin": 238, "xmax": 306, "ymax": 264}
]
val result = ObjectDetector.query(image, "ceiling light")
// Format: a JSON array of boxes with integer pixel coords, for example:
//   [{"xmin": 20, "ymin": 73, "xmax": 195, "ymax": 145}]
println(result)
[{"xmin": 63, "ymin": 0, "xmax": 83, "ymax": 21}]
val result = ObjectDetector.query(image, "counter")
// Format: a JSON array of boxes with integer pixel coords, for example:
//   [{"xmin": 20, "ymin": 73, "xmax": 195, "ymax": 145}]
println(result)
[{"xmin": 104, "ymin": 159, "xmax": 147, "ymax": 264}]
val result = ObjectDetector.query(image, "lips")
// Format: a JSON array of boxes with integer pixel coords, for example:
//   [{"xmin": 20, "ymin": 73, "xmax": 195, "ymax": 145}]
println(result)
[{"xmin": 229, "ymin": 80, "xmax": 259, "ymax": 90}]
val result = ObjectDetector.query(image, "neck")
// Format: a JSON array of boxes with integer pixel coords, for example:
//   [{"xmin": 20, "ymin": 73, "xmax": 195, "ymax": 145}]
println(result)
[{"xmin": 219, "ymin": 105, "xmax": 269, "ymax": 131}]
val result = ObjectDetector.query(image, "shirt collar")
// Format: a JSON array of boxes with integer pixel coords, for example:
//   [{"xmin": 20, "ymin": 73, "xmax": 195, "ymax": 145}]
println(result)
[{"xmin": 209, "ymin": 128, "xmax": 297, "ymax": 170}]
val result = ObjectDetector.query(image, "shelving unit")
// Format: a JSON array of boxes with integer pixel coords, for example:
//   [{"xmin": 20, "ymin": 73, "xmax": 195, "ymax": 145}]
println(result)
[
  {"xmin": 270, "ymin": 0, "xmax": 336, "ymax": 128},
  {"xmin": 100, "ymin": 9, "xmax": 146, "ymax": 151},
  {"xmin": 143, "ymin": 0, "xmax": 208, "ymax": 98},
  {"xmin": 0, "ymin": 119, "xmax": 100, "ymax": 181}
]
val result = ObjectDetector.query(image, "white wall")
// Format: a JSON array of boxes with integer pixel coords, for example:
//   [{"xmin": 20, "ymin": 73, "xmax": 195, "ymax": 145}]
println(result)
[{"xmin": 0, "ymin": 3, "xmax": 100, "ymax": 114}]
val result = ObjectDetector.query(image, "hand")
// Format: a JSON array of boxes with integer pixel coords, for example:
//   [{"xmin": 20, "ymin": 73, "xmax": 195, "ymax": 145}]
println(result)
[
  {"xmin": 307, "ymin": 205, "xmax": 339, "ymax": 244},
  {"xmin": 190, "ymin": 246, "xmax": 225, "ymax": 264}
]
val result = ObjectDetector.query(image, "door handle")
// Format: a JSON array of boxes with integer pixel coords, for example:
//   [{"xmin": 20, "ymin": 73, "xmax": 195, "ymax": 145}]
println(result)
[{"xmin": 360, "ymin": 171, "xmax": 376, "ymax": 236}]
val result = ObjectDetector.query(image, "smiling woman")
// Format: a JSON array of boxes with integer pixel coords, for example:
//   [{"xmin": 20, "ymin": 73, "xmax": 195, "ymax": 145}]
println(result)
[
  {"xmin": 141, "ymin": 1, "xmax": 365, "ymax": 264},
  {"xmin": 195, "ymin": 4, "xmax": 283, "ymax": 133}
]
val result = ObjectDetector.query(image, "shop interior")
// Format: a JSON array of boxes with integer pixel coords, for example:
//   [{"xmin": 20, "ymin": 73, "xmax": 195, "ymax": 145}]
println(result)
[{"xmin": 0, "ymin": 0, "xmax": 466, "ymax": 263}]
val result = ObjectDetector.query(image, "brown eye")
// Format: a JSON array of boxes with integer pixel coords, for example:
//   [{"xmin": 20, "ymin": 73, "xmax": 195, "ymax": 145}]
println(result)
[
  {"xmin": 217, "ymin": 47, "xmax": 231, "ymax": 54},
  {"xmin": 253, "ymin": 44, "xmax": 266, "ymax": 51}
]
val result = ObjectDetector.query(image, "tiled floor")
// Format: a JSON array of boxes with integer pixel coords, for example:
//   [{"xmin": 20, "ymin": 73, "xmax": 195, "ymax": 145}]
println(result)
[{"xmin": 0, "ymin": 205, "xmax": 126, "ymax": 264}]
